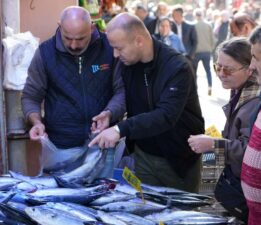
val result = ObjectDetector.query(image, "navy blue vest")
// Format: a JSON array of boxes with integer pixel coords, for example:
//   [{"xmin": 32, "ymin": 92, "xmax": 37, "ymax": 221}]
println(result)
[{"xmin": 39, "ymin": 32, "xmax": 114, "ymax": 148}]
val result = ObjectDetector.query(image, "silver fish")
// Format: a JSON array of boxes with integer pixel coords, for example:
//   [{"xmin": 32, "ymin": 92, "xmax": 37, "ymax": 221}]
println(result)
[
  {"xmin": 25, "ymin": 205, "xmax": 85, "ymax": 225},
  {"xmin": 136, "ymin": 191, "xmax": 212, "ymax": 209},
  {"xmin": 61, "ymin": 202, "xmax": 98, "ymax": 217},
  {"xmin": 99, "ymin": 199, "xmax": 166, "ymax": 216},
  {"xmin": 114, "ymin": 183, "xmax": 137, "ymax": 195},
  {"xmin": 46, "ymin": 202, "xmax": 97, "ymax": 222},
  {"xmin": 110, "ymin": 212, "xmax": 156, "ymax": 225},
  {"xmin": 9, "ymin": 171, "xmax": 58, "ymax": 189},
  {"xmin": 141, "ymin": 183, "xmax": 213, "ymax": 201},
  {"xmin": 90, "ymin": 190, "xmax": 135, "ymax": 206},
  {"xmin": 26, "ymin": 188, "xmax": 107, "ymax": 204},
  {"xmin": 59, "ymin": 146, "xmax": 104, "ymax": 183},
  {"xmin": 0, "ymin": 176, "xmax": 22, "ymax": 191},
  {"xmin": 145, "ymin": 210, "xmax": 231, "ymax": 224},
  {"xmin": 97, "ymin": 210, "xmax": 127, "ymax": 225}
]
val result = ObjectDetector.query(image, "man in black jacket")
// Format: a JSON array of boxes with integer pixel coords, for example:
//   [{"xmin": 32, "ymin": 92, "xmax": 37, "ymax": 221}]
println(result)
[
  {"xmin": 89, "ymin": 12, "xmax": 204, "ymax": 192},
  {"xmin": 171, "ymin": 5, "xmax": 198, "ymax": 60}
]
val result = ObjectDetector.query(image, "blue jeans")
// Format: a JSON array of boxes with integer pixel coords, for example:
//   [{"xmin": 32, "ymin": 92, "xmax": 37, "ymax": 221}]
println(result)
[{"xmin": 194, "ymin": 52, "xmax": 212, "ymax": 87}]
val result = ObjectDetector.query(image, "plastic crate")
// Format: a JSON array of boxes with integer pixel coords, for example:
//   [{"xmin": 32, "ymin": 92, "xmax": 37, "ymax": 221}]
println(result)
[
  {"xmin": 202, "ymin": 165, "xmax": 224, "ymax": 180},
  {"xmin": 199, "ymin": 201, "xmax": 229, "ymax": 216},
  {"xmin": 199, "ymin": 180, "xmax": 216, "ymax": 196}
]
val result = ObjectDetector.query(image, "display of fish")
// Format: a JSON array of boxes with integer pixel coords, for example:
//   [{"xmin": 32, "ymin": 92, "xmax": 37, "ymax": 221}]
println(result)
[{"xmin": 0, "ymin": 161, "xmax": 234, "ymax": 225}]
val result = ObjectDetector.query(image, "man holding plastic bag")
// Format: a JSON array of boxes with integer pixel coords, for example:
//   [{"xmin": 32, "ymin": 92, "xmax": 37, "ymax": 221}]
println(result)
[{"xmin": 21, "ymin": 6, "xmax": 125, "ymax": 179}]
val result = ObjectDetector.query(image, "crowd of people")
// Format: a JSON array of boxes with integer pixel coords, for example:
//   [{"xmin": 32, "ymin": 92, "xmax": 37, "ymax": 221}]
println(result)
[
  {"xmin": 21, "ymin": 2, "xmax": 261, "ymax": 225},
  {"xmin": 133, "ymin": 1, "xmax": 260, "ymax": 97}
]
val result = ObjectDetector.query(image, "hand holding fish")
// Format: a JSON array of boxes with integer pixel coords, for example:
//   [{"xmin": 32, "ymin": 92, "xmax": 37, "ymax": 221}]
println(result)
[
  {"xmin": 29, "ymin": 122, "xmax": 47, "ymax": 141},
  {"xmin": 188, "ymin": 134, "xmax": 215, "ymax": 153},
  {"xmin": 88, "ymin": 126, "xmax": 120, "ymax": 149},
  {"xmin": 91, "ymin": 110, "xmax": 112, "ymax": 133}
]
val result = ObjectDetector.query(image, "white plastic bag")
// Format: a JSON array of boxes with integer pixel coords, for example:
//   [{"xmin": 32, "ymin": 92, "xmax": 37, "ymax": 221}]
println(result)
[{"xmin": 2, "ymin": 31, "xmax": 39, "ymax": 90}]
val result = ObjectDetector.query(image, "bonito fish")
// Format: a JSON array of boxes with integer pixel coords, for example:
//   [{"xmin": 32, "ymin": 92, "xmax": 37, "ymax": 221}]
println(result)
[
  {"xmin": 25, "ymin": 187, "xmax": 107, "ymax": 204},
  {"xmin": 145, "ymin": 210, "xmax": 233, "ymax": 224},
  {"xmin": 59, "ymin": 146, "xmax": 107, "ymax": 184},
  {"xmin": 25, "ymin": 205, "xmax": 86, "ymax": 225},
  {"xmin": 90, "ymin": 190, "xmax": 135, "ymax": 206},
  {"xmin": 99, "ymin": 199, "xmax": 166, "ymax": 216}
]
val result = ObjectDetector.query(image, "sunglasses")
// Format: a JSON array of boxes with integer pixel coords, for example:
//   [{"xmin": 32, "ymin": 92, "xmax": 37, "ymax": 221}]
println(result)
[{"xmin": 213, "ymin": 63, "xmax": 246, "ymax": 76}]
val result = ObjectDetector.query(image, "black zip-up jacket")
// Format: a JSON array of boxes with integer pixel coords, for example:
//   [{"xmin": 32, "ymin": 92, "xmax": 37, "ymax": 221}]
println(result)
[{"xmin": 118, "ymin": 38, "xmax": 204, "ymax": 178}]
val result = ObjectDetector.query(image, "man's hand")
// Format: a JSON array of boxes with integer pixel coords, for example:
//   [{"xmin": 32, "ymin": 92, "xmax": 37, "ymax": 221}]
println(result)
[
  {"xmin": 29, "ymin": 123, "xmax": 47, "ymax": 141},
  {"xmin": 88, "ymin": 127, "xmax": 120, "ymax": 149},
  {"xmin": 91, "ymin": 110, "xmax": 112, "ymax": 133}
]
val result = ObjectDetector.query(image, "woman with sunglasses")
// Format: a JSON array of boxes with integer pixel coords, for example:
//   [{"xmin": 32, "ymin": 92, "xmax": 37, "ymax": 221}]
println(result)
[{"xmin": 188, "ymin": 37, "xmax": 260, "ymax": 223}]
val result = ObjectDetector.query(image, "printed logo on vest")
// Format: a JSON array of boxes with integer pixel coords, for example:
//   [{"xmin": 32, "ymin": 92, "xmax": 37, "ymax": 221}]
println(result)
[{"xmin": 91, "ymin": 64, "xmax": 110, "ymax": 73}]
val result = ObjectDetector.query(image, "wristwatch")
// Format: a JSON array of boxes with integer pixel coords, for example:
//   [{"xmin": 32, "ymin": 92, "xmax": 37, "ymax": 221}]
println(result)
[{"xmin": 113, "ymin": 125, "xmax": 120, "ymax": 134}]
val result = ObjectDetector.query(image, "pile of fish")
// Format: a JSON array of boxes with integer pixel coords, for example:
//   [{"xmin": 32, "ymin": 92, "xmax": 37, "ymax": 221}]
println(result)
[{"xmin": 0, "ymin": 169, "xmax": 240, "ymax": 225}]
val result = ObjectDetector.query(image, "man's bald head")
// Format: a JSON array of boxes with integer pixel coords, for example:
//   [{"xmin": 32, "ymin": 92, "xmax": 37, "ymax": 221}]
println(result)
[
  {"xmin": 59, "ymin": 6, "xmax": 92, "ymax": 56},
  {"xmin": 106, "ymin": 12, "xmax": 150, "ymax": 39},
  {"xmin": 60, "ymin": 6, "xmax": 91, "ymax": 25},
  {"xmin": 106, "ymin": 12, "xmax": 153, "ymax": 65}
]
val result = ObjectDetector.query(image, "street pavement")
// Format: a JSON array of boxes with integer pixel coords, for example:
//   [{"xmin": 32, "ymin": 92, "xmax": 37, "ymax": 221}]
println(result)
[{"xmin": 196, "ymin": 61, "xmax": 230, "ymax": 133}]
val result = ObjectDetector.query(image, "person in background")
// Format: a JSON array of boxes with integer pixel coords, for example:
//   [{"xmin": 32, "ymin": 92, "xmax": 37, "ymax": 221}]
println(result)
[
  {"xmin": 171, "ymin": 5, "xmax": 198, "ymax": 60},
  {"xmin": 188, "ymin": 37, "xmax": 260, "ymax": 223},
  {"xmin": 21, "ymin": 6, "xmax": 125, "ymax": 175},
  {"xmin": 89, "ymin": 12, "xmax": 204, "ymax": 193},
  {"xmin": 134, "ymin": 4, "xmax": 154, "ymax": 27},
  {"xmin": 153, "ymin": 17, "xmax": 186, "ymax": 54},
  {"xmin": 193, "ymin": 8, "xmax": 215, "ymax": 96},
  {"xmin": 146, "ymin": 1, "xmax": 169, "ymax": 35},
  {"xmin": 241, "ymin": 26, "xmax": 261, "ymax": 225},
  {"xmin": 213, "ymin": 10, "xmax": 230, "ymax": 60},
  {"xmin": 230, "ymin": 12, "xmax": 257, "ymax": 37}
]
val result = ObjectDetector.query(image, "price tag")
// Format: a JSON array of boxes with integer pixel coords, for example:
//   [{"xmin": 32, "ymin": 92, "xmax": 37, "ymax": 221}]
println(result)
[
  {"xmin": 122, "ymin": 167, "xmax": 145, "ymax": 202},
  {"xmin": 205, "ymin": 125, "xmax": 222, "ymax": 138},
  {"xmin": 123, "ymin": 167, "xmax": 141, "ymax": 192}
]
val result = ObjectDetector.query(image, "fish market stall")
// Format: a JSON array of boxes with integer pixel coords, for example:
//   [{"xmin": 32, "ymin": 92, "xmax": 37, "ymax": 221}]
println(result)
[{"xmin": 0, "ymin": 168, "xmax": 242, "ymax": 225}]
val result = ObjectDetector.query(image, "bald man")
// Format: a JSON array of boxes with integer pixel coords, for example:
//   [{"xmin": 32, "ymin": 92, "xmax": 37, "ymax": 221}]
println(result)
[
  {"xmin": 89, "ymin": 13, "xmax": 204, "ymax": 192},
  {"xmin": 22, "ymin": 6, "xmax": 125, "ymax": 175}
]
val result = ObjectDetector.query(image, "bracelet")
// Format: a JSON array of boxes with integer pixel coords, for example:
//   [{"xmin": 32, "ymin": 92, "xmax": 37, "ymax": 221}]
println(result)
[{"xmin": 113, "ymin": 125, "xmax": 120, "ymax": 134}]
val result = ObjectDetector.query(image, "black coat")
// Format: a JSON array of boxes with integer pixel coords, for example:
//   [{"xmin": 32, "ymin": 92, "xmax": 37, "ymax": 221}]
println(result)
[
  {"xmin": 172, "ymin": 22, "xmax": 198, "ymax": 59},
  {"xmin": 118, "ymin": 38, "xmax": 204, "ymax": 177}
]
